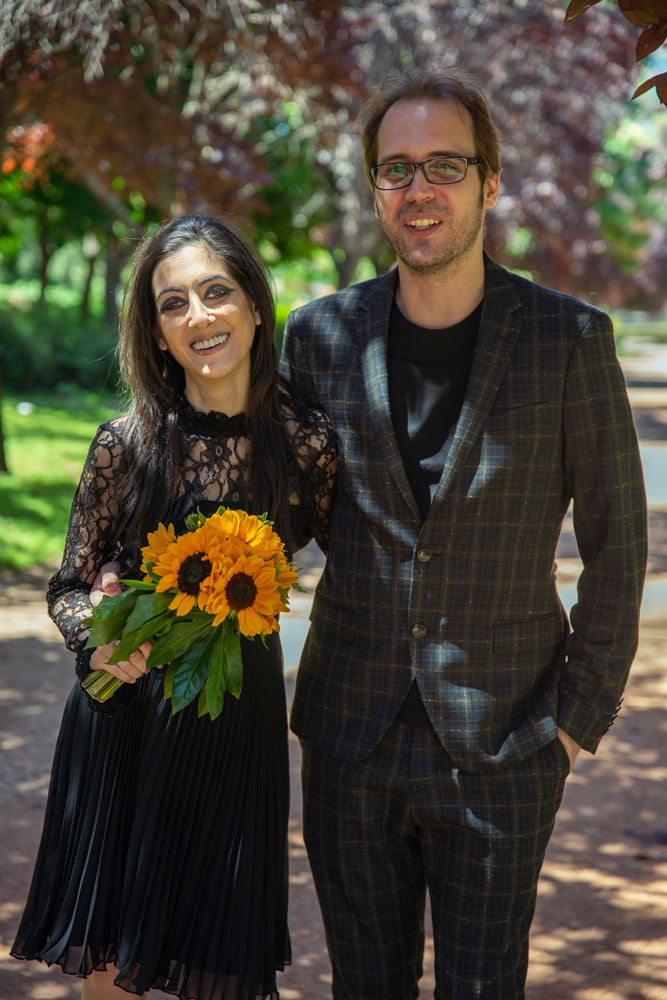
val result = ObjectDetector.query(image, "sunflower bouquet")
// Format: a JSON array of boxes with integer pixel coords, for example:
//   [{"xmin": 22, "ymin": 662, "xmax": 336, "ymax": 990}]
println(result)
[{"xmin": 82, "ymin": 507, "xmax": 300, "ymax": 720}]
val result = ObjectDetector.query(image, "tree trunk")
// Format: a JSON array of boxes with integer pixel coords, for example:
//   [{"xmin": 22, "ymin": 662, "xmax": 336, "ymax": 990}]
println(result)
[
  {"xmin": 37, "ymin": 224, "xmax": 50, "ymax": 304},
  {"xmin": 80, "ymin": 252, "xmax": 96, "ymax": 319},
  {"xmin": 104, "ymin": 236, "xmax": 127, "ymax": 327},
  {"xmin": 0, "ymin": 362, "xmax": 9, "ymax": 474}
]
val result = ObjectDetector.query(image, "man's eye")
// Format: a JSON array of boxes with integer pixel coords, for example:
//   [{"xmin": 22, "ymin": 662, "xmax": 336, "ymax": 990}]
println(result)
[
  {"xmin": 430, "ymin": 159, "xmax": 462, "ymax": 177},
  {"xmin": 385, "ymin": 163, "xmax": 410, "ymax": 178}
]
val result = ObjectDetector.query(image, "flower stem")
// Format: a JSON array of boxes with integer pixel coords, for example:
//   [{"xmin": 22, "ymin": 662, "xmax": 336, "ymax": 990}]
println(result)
[{"xmin": 81, "ymin": 669, "xmax": 124, "ymax": 702}]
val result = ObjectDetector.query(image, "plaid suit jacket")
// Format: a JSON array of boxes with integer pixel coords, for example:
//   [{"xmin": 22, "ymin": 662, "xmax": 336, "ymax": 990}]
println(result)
[{"xmin": 281, "ymin": 255, "xmax": 647, "ymax": 771}]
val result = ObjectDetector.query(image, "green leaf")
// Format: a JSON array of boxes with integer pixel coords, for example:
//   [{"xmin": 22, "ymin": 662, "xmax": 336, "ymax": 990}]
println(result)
[
  {"xmin": 185, "ymin": 508, "xmax": 208, "ymax": 531},
  {"xmin": 124, "ymin": 590, "xmax": 173, "ymax": 631},
  {"xmin": 225, "ymin": 628, "xmax": 243, "ymax": 700},
  {"xmin": 163, "ymin": 661, "xmax": 176, "ymax": 699},
  {"xmin": 169, "ymin": 633, "xmax": 215, "ymax": 713},
  {"xmin": 147, "ymin": 616, "xmax": 212, "ymax": 666},
  {"xmin": 204, "ymin": 625, "xmax": 230, "ymax": 720},
  {"xmin": 83, "ymin": 587, "xmax": 142, "ymax": 647},
  {"xmin": 122, "ymin": 578, "xmax": 155, "ymax": 592},
  {"xmin": 197, "ymin": 685, "xmax": 211, "ymax": 718},
  {"xmin": 110, "ymin": 609, "xmax": 174, "ymax": 662}
]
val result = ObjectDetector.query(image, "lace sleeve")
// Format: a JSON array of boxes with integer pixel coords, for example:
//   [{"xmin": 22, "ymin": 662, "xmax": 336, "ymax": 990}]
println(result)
[
  {"xmin": 287, "ymin": 407, "xmax": 337, "ymax": 554},
  {"xmin": 46, "ymin": 418, "xmax": 129, "ymax": 678}
]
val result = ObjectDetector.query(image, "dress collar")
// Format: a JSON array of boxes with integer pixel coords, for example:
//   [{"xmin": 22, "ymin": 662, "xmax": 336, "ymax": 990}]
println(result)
[{"xmin": 176, "ymin": 397, "xmax": 248, "ymax": 438}]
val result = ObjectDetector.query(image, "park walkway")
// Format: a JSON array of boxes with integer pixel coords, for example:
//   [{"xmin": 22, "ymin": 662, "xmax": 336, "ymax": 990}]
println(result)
[{"xmin": 1, "ymin": 344, "xmax": 666, "ymax": 999}]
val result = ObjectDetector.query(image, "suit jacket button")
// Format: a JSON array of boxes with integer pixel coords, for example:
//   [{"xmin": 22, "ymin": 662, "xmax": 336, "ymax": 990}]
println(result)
[
  {"xmin": 412, "ymin": 624, "xmax": 427, "ymax": 639},
  {"xmin": 417, "ymin": 548, "xmax": 431, "ymax": 562}
]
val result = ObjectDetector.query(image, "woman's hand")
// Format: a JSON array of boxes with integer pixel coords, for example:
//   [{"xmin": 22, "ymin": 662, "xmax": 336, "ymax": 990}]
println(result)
[
  {"xmin": 90, "ymin": 560, "xmax": 123, "ymax": 607},
  {"xmin": 90, "ymin": 639, "xmax": 155, "ymax": 683},
  {"xmin": 89, "ymin": 562, "xmax": 164, "ymax": 676}
]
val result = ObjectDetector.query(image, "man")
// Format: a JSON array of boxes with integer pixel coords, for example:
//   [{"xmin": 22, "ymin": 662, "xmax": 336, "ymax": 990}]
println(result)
[{"xmin": 280, "ymin": 67, "xmax": 647, "ymax": 999}]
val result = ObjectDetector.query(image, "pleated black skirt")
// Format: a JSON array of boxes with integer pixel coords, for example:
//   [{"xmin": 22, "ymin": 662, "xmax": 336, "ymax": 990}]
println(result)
[{"xmin": 11, "ymin": 633, "xmax": 291, "ymax": 999}]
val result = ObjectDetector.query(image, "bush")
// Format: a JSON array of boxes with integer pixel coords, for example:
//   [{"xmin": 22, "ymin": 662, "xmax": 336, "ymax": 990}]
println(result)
[{"xmin": 0, "ymin": 283, "xmax": 119, "ymax": 392}]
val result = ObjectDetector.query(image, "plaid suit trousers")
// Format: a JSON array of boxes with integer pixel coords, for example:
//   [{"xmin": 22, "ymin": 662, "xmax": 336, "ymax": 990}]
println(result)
[{"xmin": 301, "ymin": 722, "xmax": 570, "ymax": 1000}]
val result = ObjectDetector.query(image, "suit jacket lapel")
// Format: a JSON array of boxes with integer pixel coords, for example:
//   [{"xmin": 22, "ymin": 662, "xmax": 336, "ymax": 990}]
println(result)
[
  {"xmin": 356, "ymin": 271, "xmax": 423, "ymax": 521},
  {"xmin": 432, "ymin": 257, "xmax": 525, "ymax": 504}
]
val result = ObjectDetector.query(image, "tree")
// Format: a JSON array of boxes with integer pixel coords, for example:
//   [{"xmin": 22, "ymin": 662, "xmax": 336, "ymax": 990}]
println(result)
[
  {"xmin": 1, "ymin": 2, "xmax": 665, "ymax": 306},
  {"xmin": 1, "ymin": 0, "xmax": 362, "ymax": 216},
  {"xmin": 319, "ymin": 0, "xmax": 660, "ymax": 303},
  {"xmin": 564, "ymin": 0, "xmax": 667, "ymax": 107},
  {"xmin": 0, "ymin": 0, "xmax": 365, "ymax": 471},
  {"xmin": 1, "ymin": 125, "xmax": 113, "ymax": 307}
]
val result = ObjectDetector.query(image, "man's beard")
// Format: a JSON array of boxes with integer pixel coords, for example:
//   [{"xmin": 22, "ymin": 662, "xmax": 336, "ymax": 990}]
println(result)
[{"xmin": 388, "ymin": 192, "xmax": 486, "ymax": 277}]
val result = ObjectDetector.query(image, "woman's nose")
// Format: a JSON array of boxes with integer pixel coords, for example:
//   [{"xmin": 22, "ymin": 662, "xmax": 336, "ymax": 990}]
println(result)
[{"xmin": 188, "ymin": 297, "xmax": 213, "ymax": 326}]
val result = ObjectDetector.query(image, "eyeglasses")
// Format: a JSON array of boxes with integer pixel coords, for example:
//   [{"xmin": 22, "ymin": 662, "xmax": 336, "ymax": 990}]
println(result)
[{"xmin": 369, "ymin": 156, "xmax": 483, "ymax": 190}]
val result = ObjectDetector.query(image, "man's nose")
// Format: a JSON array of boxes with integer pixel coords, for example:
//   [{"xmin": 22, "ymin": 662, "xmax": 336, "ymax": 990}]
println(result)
[{"xmin": 405, "ymin": 166, "xmax": 434, "ymax": 200}]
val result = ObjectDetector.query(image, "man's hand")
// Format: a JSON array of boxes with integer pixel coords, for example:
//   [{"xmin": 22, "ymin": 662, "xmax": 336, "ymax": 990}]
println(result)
[{"xmin": 557, "ymin": 727, "xmax": 582, "ymax": 770}]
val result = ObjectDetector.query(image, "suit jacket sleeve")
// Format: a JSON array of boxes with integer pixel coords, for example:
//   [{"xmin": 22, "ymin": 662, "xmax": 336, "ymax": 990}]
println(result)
[
  {"xmin": 559, "ymin": 309, "xmax": 647, "ymax": 751},
  {"xmin": 281, "ymin": 311, "xmax": 318, "ymax": 407}
]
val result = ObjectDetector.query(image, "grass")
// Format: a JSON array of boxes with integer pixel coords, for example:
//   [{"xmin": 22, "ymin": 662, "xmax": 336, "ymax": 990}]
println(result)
[{"xmin": 0, "ymin": 390, "xmax": 120, "ymax": 577}]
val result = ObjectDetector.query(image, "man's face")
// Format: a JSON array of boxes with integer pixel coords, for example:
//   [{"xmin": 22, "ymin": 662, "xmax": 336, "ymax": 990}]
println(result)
[{"xmin": 372, "ymin": 98, "xmax": 500, "ymax": 277}]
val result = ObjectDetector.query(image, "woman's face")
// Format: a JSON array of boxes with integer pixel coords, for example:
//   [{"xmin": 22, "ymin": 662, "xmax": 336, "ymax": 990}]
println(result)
[{"xmin": 152, "ymin": 242, "xmax": 260, "ymax": 414}]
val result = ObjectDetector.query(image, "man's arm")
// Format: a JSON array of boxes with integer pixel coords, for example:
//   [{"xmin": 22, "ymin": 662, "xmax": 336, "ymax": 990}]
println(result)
[{"xmin": 558, "ymin": 310, "xmax": 648, "ymax": 752}]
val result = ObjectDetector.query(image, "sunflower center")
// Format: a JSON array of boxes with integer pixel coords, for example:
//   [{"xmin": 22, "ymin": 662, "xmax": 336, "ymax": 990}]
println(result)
[
  {"xmin": 177, "ymin": 553, "xmax": 212, "ymax": 595},
  {"xmin": 225, "ymin": 572, "xmax": 258, "ymax": 611}
]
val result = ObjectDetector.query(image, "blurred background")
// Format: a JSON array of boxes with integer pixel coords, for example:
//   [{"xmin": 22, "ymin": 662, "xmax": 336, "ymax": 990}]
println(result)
[
  {"xmin": 1, "ymin": 0, "xmax": 666, "ymax": 574},
  {"xmin": 1, "ymin": 7, "xmax": 666, "ymax": 997}
]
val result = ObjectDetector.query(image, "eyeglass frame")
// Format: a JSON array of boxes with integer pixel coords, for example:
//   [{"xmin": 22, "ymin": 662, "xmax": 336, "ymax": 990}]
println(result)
[{"xmin": 368, "ymin": 155, "xmax": 484, "ymax": 190}]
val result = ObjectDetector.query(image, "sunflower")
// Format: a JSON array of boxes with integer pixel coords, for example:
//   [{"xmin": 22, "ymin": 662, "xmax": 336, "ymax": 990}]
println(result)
[
  {"xmin": 152, "ymin": 524, "xmax": 232, "ymax": 616},
  {"xmin": 83, "ymin": 505, "xmax": 301, "ymax": 717},
  {"xmin": 208, "ymin": 509, "xmax": 286, "ymax": 561},
  {"xmin": 208, "ymin": 553, "xmax": 286, "ymax": 635},
  {"xmin": 274, "ymin": 559, "xmax": 300, "ymax": 592},
  {"xmin": 140, "ymin": 521, "xmax": 177, "ymax": 577}
]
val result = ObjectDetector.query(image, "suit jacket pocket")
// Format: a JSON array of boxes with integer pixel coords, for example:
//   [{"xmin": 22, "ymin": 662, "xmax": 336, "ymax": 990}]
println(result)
[{"xmin": 493, "ymin": 610, "xmax": 564, "ymax": 655}]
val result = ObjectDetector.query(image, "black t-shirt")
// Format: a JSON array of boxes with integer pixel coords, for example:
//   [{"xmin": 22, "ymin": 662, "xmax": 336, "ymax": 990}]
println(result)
[
  {"xmin": 388, "ymin": 300, "xmax": 481, "ymax": 520},
  {"xmin": 388, "ymin": 299, "xmax": 482, "ymax": 724}
]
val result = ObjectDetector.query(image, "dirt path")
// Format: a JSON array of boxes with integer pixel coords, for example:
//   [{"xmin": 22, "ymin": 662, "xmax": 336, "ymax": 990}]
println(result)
[{"xmin": 1, "ymin": 369, "xmax": 666, "ymax": 999}]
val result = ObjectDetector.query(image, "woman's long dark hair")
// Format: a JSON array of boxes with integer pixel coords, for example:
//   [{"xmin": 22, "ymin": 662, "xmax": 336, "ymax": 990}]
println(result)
[{"xmin": 113, "ymin": 213, "xmax": 292, "ymax": 557}]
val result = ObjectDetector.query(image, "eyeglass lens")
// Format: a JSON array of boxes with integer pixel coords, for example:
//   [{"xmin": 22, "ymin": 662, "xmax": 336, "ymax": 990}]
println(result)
[{"xmin": 373, "ymin": 156, "xmax": 470, "ymax": 188}]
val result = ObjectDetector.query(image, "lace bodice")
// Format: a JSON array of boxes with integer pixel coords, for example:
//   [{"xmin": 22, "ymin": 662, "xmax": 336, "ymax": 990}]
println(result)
[{"xmin": 47, "ymin": 398, "xmax": 337, "ymax": 674}]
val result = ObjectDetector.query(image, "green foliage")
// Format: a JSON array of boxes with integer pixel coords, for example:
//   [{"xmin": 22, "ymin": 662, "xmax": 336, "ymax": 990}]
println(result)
[
  {"xmin": 0, "ymin": 281, "xmax": 119, "ymax": 391},
  {"xmin": 592, "ymin": 109, "xmax": 667, "ymax": 274},
  {"xmin": 250, "ymin": 104, "xmax": 334, "ymax": 260},
  {"xmin": 0, "ymin": 165, "xmax": 112, "ymax": 284},
  {"xmin": 270, "ymin": 250, "xmax": 377, "ymax": 343},
  {"xmin": 0, "ymin": 391, "xmax": 119, "ymax": 574},
  {"xmin": 613, "ymin": 316, "xmax": 667, "ymax": 352}
]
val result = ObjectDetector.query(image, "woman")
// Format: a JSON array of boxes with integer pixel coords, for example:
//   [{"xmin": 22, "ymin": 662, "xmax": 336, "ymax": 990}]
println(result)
[{"xmin": 11, "ymin": 214, "xmax": 337, "ymax": 999}]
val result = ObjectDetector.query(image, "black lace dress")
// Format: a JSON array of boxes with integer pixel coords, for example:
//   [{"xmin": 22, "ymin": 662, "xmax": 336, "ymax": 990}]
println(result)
[{"xmin": 11, "ymin": 398, "xmax": 336, "ymax": 1000}]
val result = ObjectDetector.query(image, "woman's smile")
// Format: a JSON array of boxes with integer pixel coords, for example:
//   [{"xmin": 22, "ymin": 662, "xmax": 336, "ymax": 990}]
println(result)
[{"xmin": 152, "ymin": 242, "xmax": 260, "ymax": 413}]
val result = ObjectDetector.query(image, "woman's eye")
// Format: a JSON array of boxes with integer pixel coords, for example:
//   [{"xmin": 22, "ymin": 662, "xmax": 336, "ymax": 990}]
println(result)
[
  {"xmin": 205, "ymin": 284, "xmax": 231, "ymax": 300},
  {"xmin": 160, "ymin": 296, "xmax": 185, "ymax": 313}
]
